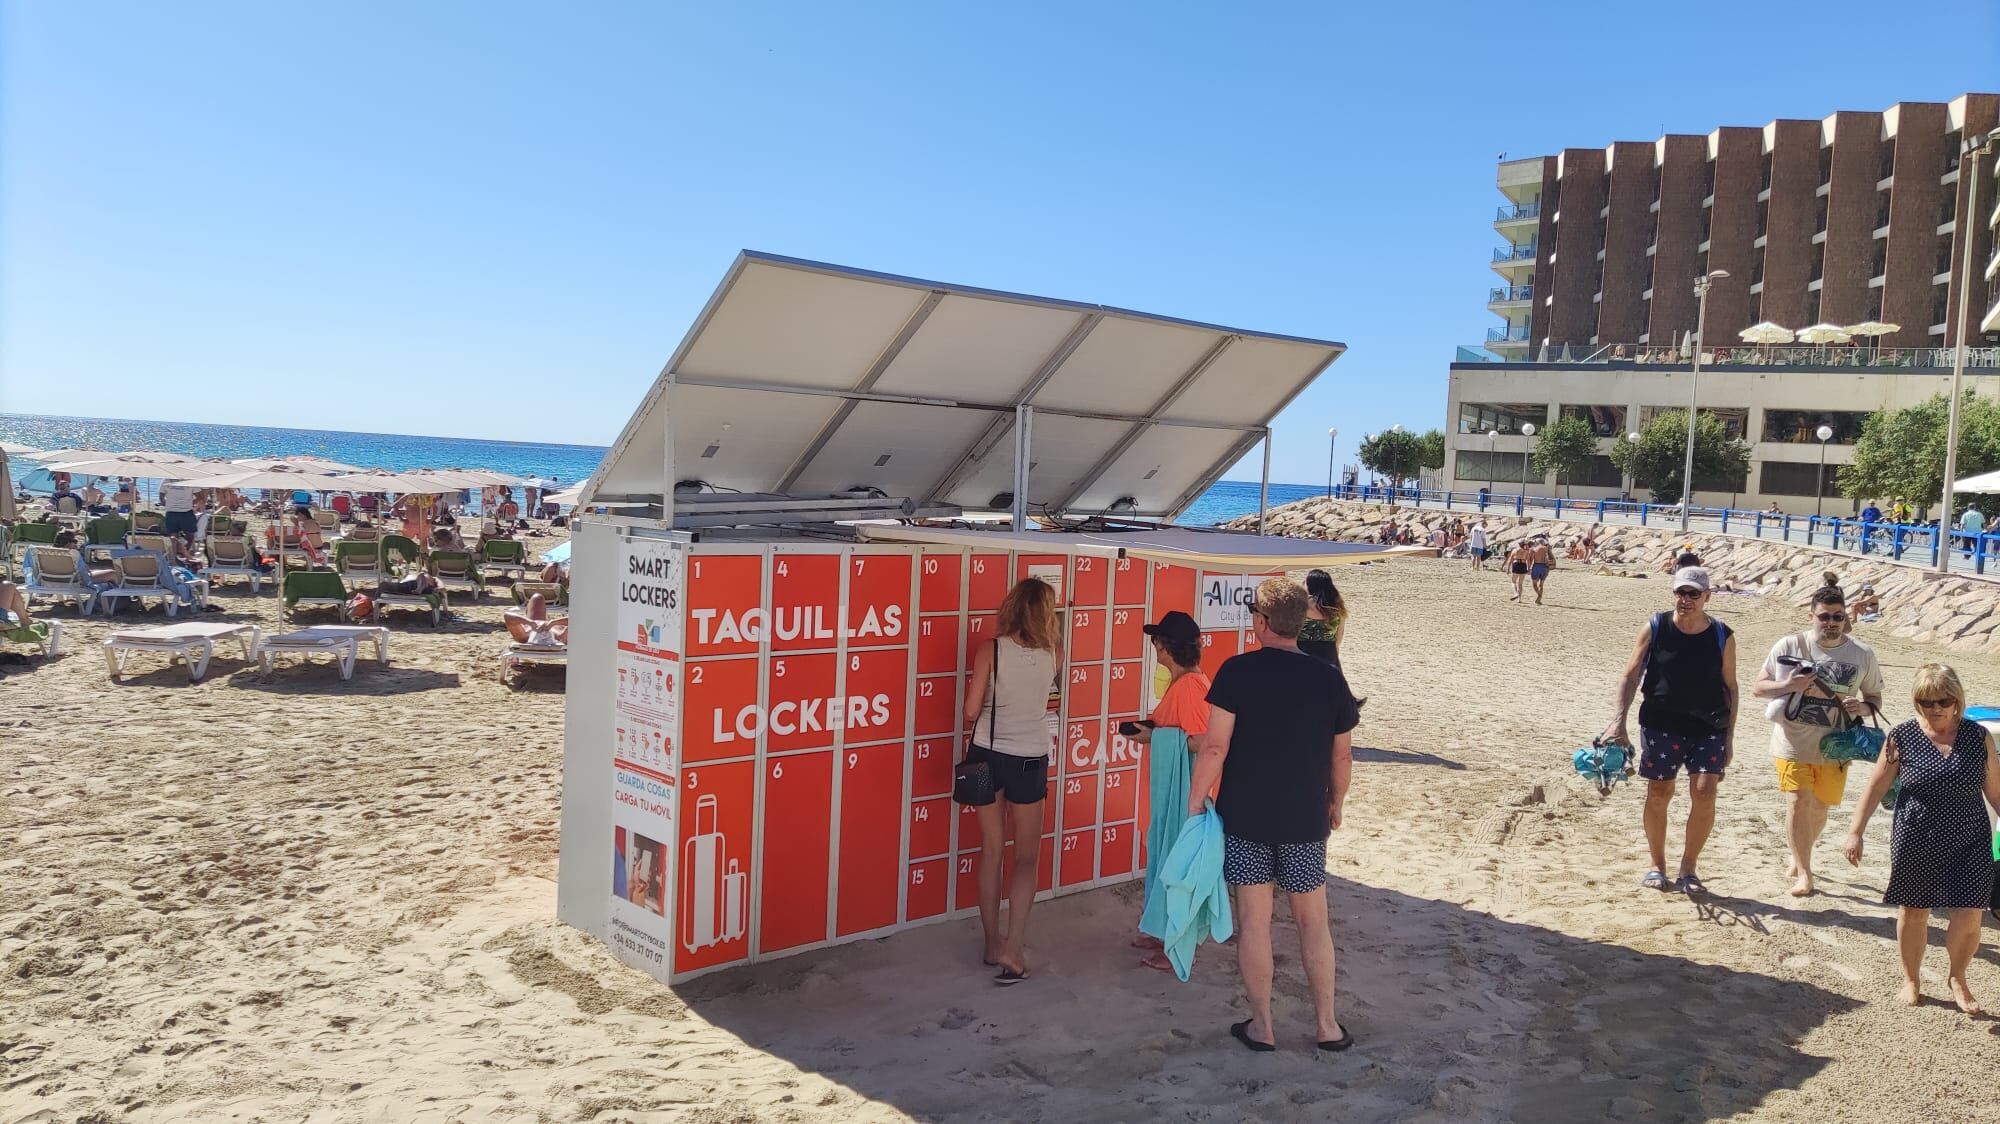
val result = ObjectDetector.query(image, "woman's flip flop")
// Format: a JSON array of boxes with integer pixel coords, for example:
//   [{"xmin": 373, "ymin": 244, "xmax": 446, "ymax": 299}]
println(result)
[
  {"xmin": 1676, "ymin": 872, "xmax": 1708, "ymax": 896},
  {"xmin": 994, "ymin": 967, "xmax": 1030, "ymax": 986},
  {"xmin": 1229, "ymin": 1020, "xmax": 1275, "ymax": 1052},
  {"xmin": 1642, "ymin": 870, "xmax": 1670, "ymax": 891},
  {"xmin": 1317, "ymin": 1028, "xmax": 1356, "ymax": 1052}
]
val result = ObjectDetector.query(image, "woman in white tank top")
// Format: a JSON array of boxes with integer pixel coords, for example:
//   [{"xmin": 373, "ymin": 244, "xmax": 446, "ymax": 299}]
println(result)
[{"xmin": 962, "ymin": 577, "xmax": 1059, "ymax": 983}]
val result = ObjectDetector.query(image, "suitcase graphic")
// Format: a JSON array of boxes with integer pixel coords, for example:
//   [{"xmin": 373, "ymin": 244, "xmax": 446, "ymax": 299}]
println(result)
[{"xmin": 680, "ymin": 794, "xmax": 748, "ymax": 952}]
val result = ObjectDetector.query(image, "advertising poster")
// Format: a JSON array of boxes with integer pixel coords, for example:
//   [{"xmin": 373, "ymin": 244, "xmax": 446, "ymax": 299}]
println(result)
[{"xmin": 609, "ymin": 536, "xmax": 686, "ymax": 978}]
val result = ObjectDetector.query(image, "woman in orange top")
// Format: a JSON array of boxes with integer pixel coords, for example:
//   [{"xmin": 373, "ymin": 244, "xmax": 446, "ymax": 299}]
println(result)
[{"xmin": 1128, "ymin": 610, "xmax": 1210, "ymax": 971}]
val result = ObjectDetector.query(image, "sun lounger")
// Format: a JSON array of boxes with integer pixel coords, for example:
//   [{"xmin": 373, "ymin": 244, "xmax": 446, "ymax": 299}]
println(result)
[
  {"xmin": 103, "ymin": 621, "xmax": 259, "ymax": 681},
  {"xmin": 254, "ymin": 624, "xmax": 391, "ymax": 679},
  {"xmin": 97, "ymin": 553, "xmax": 187, "ymax": 617},
  {"xmin": 282, "ymin": 570, "xmax": 349, "ymax": 621},
  {"xmin": 381, "ymin": 534, "xmax": 421, "ymax": 572},
  {"xmin": 131, "ymin": 511, "xmax": 165, "ymax": 533},
  {"xmin": 510, "ymin": 580, "xmax": 565, "ymax": 606},
  {"xmin": 0, "ymin": 614, "xmax": 60, "ymax": 657},
  {"xmin": 204, "ymin": 536, "xmax": 266, "ymax": 592},
  {"xmin": 501, "ymin": 640, "xmax": 567, "ymax": 687},
  {"xmin": 311, "ymin": 510, "xmax": 342, "ymax": 538},
  {"xmin": 129, "ymin": 532, "xmax": 174, "ymax": 555},
  {"xmin": 333, "ymin": 539, "xmax": 384, "ymax": 584},
  {"xmin": 21, "ymin": 547, "xmax": 101, "ymax": 615},
  {"xmin": 371, "ymin": 582, "xmax": 445, "ymax": 626},
  {"xmin": 343, "ymin": 524, "xmax": 380, "ymax": 544},
  {"xmin": 85, "ymin": 513, "xmax": 129, "ymax": 546},
  {"xmin": 428, "ymin": 550, "xmax": 483, "ymax": 599},
  {"xmin": 476, "ymin": 538, "xmax": 529, "ymax": 584}
]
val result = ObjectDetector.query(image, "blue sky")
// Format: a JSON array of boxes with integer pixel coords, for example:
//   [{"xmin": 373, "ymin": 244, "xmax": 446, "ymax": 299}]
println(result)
[{"xmin": 2, "ymin": 1, "xmax": 1994, "ymax": 484}]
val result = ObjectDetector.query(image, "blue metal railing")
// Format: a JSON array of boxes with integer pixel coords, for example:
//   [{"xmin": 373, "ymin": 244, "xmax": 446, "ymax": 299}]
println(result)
[
  {"xmin": 1496, "ymin": 202, "xmax": 1542, "ymax": 222},
  {"xmin": 1305, "ymin": 484, "xmax": 2000, "ymax": 575},
  {"xmin": 1486, "ymin": 325, "xmax": 1531, "ymax": 342},
  {"xmin": 1492, "ymin": 243, "xmax": 1538, "ymax": 262},
  {"xmin": 1488, "ymin": 285, "xmax": 1534, "ymax": 302}
]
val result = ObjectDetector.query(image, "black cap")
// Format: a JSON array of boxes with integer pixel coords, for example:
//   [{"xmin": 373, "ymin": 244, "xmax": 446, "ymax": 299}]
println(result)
[{"xmin": 1143, "ymin": 610, "xmax": 1200, "ymax": 646}]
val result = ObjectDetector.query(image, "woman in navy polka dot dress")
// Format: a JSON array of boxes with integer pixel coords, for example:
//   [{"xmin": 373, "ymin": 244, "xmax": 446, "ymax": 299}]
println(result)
[{"xmin": 1844, "ymin": 664, "xmax": 2000, "ymax": 1014}]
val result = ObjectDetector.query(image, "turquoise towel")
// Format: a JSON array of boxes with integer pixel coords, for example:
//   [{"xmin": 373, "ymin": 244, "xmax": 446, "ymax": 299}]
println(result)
[
  {"xmin": 1139, "ymin": 727, "xmax": 1193, "ymax": 940},
  {"xmin": 1159, "ymin": 803, "xmax": 1233, "ymax": 982}
]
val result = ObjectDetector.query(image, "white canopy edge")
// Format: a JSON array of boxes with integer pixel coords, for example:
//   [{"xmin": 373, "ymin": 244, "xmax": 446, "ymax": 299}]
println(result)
[{"xmin": 855, "ymin": 524, "xmax": 1426, "ymax": 572}]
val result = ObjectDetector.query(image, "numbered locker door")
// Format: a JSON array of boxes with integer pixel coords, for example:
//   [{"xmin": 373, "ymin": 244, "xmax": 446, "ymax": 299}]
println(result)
[
  {"xmin": 676, "ymin": 762, "xmax": 756, "ymax": 975},
  {"xmin": 837, "ymin": 642, "xmax": 910, "ymax": 937}
]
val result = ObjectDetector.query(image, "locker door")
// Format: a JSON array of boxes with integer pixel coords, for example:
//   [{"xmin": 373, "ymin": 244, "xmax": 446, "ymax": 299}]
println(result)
[
  {"xmin": 836, "ymin": 743, "xmax": 904, "ymax": 936},
  {"xmin": 757, "ymin": 751, "xmax": 833, "ymax": 953}
]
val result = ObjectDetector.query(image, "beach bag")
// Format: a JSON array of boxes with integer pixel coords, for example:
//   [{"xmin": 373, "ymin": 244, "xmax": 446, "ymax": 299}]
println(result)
[
  {"xmin": 347, "ymin": 593, "xmax": 374, "ymax": 622},
  {"xmin": 953, "ymin": 641, "xmax": 998, "ymax": 805},
  {"xmin": 1819, "ymin": 706, "xmax": 1885, "ymax": 764},
  {"xmin": 1572, "ymin": 736, "xmax": 1634, "ymax": 795}
]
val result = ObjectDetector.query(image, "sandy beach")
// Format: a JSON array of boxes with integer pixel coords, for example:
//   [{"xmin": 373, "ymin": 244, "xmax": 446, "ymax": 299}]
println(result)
[{"xmin": 6, "ymin": 556, "xmax": 2000, "ymax": 1123}]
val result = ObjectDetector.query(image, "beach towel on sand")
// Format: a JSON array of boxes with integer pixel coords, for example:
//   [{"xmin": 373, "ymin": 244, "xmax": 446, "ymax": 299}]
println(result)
[
  {"xmin": 1158, "ymin": 803, "xmax": 1232, "ymax": 982},
  {"xmin": 1139, "ymin": 727, "xmax": 1193, "ymax": 941}
]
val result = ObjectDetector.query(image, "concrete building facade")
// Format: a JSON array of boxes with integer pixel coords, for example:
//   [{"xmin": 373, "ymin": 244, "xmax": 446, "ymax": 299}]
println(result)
[
  {"xmin": 1446, "ymin": 356, "xmax": 2000, "ymax": 515},
  {"xmin": 1484, "ymin": 93, "xmax": 2000, "ymax": 361}
]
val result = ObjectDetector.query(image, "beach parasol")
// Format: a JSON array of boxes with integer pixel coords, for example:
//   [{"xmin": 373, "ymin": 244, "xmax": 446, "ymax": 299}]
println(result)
[
  {"xmin": 439, "ymin": 468, "xmax": 529, "ymax": 487},
  {"xmin": 46, "ymin": 453, "xmax": 211, "ymax": 477},
  {"xmin": 1795, "ymin": 323, "xmax": 1853, "ymax": 345},
  {"xmin": 1952, "ymin": 468, "xmax": 2000, "ymax": 493},
  {"xmin": 544, "ymin": 483, "xmax": 586, "ymax": 508},
  {"xmin": 1844, "ymin": 321, "xmax": 1900, "ymax": 363},
  {"xmin": 1738, "ymin": 322, "xmax": 1796, "ymax": 344},
  {"xmin": 0, "ymin": 450, "xmax": 15, "ymax": 523},
  {"xmin": 1, "ymin": 441, "xmax": 42, "ymax": 457},
  {"xmin": 231, "ymin": 456, "xmax": 368, "ymax": 474}
]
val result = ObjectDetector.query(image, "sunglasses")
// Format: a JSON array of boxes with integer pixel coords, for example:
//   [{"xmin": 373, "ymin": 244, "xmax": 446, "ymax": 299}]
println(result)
[
  {"xmin": 1916, "ymin": 697, "xmax": 1956, "ymax": 710},
  {"xmin": 1815, "ymin": 613, "xmax": 1846, "ymax": 622},
  {"xmin": 1673, "ymin": 588, "xmax": 1704, "ymax": 598}
]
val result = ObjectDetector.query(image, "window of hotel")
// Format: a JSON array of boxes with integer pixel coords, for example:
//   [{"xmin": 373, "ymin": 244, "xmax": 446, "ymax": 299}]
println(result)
[
  {"xmin": 1571, "ymin": 455, "xmax": 1624, "ymax": 489},
  {"xmin": 1759, "ymin": 461, "xmax": 1842, "ymax": 498},
  {"xmin": 1639, "ymin": 405, "xmax": 1747, "ymax": 440},
  {"xmin": 1807, "ymin": 291, "xmax": 1821, "ymax": 324},
  {"xmin": 1756, "ymin": 200, "xmax": 1768, "ymax": 237},
  {"xmin": 1760, "ymin": 153, "xmax": 1773, "ymax": 191},
  {"xmin": 1752, "ymin": 254, "xmax": 1764, "ymax": 285},
  {"xmin": 1560, "ymin": 404, "xmax": 1628, "ymax": 437},
  {"xmin": 1875, "ymin": 190, "xmax": 1891, "ymax": 228},
  {"xmin": 1810, "ymin": 248, "xmax": 1824, "ymax": 283},
  {"xmin": 1453, "ymin": 449, "xmax": 1530, "ymax": 485},
  {"xmin": 1814, "ymin": 197, "xmax": 1828, "ymax": 234},
  {"xmin": 1879, "ymin": 148, "xmax": 1895, "ymax": 182},
  {"xmin": 1867, "ymin": 290, "xmax": 1883, "ymax": 321},
  {"xmin": 1701, "ymin": 160, "xmax": 1715, "ymax": 198},
  {"xmin": 1936, "ymin": 241, "xmax": 1956, "ymax": 276},
  {"xmin": 1457, "ymin": 402, "xmax": 1549, "ymax": 435},
  {"xmin": 1933, "ymin": 285, "xmax": 1950, "ymax": 327},
  {"xmin": 1944, "ymin": 132, "xmax": 1962, "ymax": 173},
  {"xmin": 1761, "ymin": 410, "xmax": 1868, "ymax": 444},
  {"xmin": 1939, "ymin": 194, "xmax": 1957, "ymax": 228},
  {"xmin": 1817, "ymin": 145, "xmax": 1833, "ymax": 186}
]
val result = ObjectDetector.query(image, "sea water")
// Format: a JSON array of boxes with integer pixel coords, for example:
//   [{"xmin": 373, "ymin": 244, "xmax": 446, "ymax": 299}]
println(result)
[{"xmin": 1, "ymin": 413, "xmax": 1319, "ymax": 527}]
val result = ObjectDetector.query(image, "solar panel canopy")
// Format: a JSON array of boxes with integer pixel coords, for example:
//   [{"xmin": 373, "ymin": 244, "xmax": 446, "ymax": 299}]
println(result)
[{"xmin": 588, "ymin": 252, "xmax": 1344, "ymax": 519}]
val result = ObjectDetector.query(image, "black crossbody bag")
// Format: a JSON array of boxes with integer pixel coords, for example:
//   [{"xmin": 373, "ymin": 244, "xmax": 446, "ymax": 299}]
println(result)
[{"xmin": 954, "ymin": 640, "xmax": 999, "ymax": 805}]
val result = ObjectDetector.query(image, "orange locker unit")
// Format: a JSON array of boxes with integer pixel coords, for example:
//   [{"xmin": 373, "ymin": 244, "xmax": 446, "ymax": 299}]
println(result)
[{"xmin": 665, "ymin": 541, "xmax": 1207, "ymax": 981}]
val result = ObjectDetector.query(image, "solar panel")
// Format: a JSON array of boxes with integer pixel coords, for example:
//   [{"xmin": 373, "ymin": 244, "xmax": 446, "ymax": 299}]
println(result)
[{"xmin": 588, "ymin": 251, "xmax": 1344, "ymax": 519}]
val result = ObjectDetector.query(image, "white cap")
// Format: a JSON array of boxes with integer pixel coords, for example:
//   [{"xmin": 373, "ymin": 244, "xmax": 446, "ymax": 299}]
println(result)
[{"xmin": 1672, "ymin": 566, "xmax": 1712, "ymax": 593}]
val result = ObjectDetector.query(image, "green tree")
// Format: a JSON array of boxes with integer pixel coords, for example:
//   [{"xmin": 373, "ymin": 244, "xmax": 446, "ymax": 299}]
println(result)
[
  {"xmin": 1841, "ymin": 392, "xmax": 2000, "ymax": 512},
  {"xmin": 1359, "ymin": 429, "xmax": 1425, "ymax": 495},
  {"xmin": 1609, "ymin": 409, "xmax": 1750, "ymax": 505},
  {"xmin": 1418, "ymin": 429, "xmax": 1447, "ymax": 474},
  {"xmin": 1531, "ymin": 416, "xmax": 1598, "ymax": 497}
]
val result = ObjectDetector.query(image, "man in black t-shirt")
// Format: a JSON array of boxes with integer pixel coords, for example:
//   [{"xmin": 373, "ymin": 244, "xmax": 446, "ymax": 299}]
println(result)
[{"xmin": 1190, "ymin": 577, "xmax": 1360, "ymax": 1053}]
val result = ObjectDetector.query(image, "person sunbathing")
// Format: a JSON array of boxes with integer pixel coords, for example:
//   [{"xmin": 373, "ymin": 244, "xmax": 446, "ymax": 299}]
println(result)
[
  {"xmin": 0, "ymin": 581, "xmax": 33, "ymax": 627},
  {"xmin": 505, "ymin": 593, "xmax": 568, "ymax": 647}
]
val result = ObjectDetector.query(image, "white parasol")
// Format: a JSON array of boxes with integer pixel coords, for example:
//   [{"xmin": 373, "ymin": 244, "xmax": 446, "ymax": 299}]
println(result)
[
  {"xmin": 1738, "ymin": 322, "xmax": 1796, "ymax": 344},
  {"xmin": 231, "ymin": 455, "xmax": 368, "ymax": 474},
  {"xmin": 1795, "ymin": 323, "xmax": 1853, "ymax": 345},
  {"xmin": 1, "ymin": 441, "xmax": 42, "ymax": 457}
]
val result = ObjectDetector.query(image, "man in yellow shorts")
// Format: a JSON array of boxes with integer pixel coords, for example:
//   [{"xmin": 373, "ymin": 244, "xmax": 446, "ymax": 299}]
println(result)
[{"xmin": 1752, "ymin": 587, "xmax": 1882, "ymax": 897}]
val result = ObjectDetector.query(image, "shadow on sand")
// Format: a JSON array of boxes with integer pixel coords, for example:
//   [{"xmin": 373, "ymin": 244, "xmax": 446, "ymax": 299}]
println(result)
[
  {"xmin": 1354, "ymin": 746, "xmax": 1467, "ymax": 771},
  {"xmin": 658, "ymin": 875, "xmax": 1861, "ymax": 1123}
]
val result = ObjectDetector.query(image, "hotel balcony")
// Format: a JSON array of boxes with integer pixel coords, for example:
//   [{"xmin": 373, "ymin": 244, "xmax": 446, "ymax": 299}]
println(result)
[
  {"xmin": 1485, "ymin": 324, "xmax": 1532, "ymax": 351},
  {"xmin": 1488, "ymin": 284, "xmax": 1533, "ymax": 309},
  {"xmin": 1495, "ymin": 201, "xmax": 1541, "ymax": 226}
]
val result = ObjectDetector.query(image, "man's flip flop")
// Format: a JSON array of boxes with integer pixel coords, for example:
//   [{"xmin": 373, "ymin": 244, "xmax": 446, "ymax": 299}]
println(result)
[
  {"xmin": 994, "ymin": 967, "xmax": 1030, "ymax": 986},
  {"xmin": 1229, "ymin": 1020, "xmax": 1275, "ymax": 1052},
  {"xmin": 1317, "ymin": 1028, "xmax": 1356, "ymax": 1052},
  {"xmin": 1642, "ymin": 870, "xmax": 1672, "ymax": 891},
  {"xmin": 1676, "ymin": 873, "xmax": 1708, "ymax": 896}
]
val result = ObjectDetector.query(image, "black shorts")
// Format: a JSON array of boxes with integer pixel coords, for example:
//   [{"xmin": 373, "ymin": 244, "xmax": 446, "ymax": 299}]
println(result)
[
  {"xmin": 162, "ymin": 510, "xmax": 197, "ymax": 538},
  {"xmin": 962, "ymin": 745, "xmax": 1048, "ymax": 806},
  {"xmin": 1511, "ymin": 562, "xmax": 1529, "ymax": 574}
]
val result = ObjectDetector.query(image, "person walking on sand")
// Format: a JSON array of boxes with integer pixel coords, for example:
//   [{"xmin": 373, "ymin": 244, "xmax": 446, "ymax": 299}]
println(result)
[
  {"xmin": 1843, "ymin": 664, "xmax": 2000, "ymax": 1013},
  {"xmin": 1189, "ymin": 577, "xmax": 1360, "ymax": 1053},
  {"xmin": 1528, "ymin": 535, "xmax": 1554, "ymax": 604},
  {"xmin": 1505, "ymin": 540, "xmax": 1533, "ymax": 601},
  {"xmin": 1752, "ymin": 587, "xmax": 1882, "ymax": 897},
  {"xmin": 1468, "ymin": 519, "xmax": 1488, "ymax": 571},
  {"xmin": 961, "ymin": 577, "xmax": 1060, "ymax": 985},
  {"xmin": 1128, "ymin": 610, "xmax": 1210, "ymax": 972},
  {"xmin": 1604, "ymin": 567, "xmax": 1738, "ymax": 895}
]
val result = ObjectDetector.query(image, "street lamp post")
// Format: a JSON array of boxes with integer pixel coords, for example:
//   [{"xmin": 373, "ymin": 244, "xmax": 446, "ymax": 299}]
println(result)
[
  {"xmin": 1625, "ymin": 431, "xmax": 1641, "ymax": 501},
  {"xmin": 1325, "ymin": 427, "xmax": 1338, "ymax": 499},
  {"xmin": 1520, "ymin": 422, "xmax": 1537, "ymax": 502},
  {"xmin": 1486, "ymin": 429, "xmax": 1498, "ymax": 495},
  {"xmin": 1681, "ymin": 269, "xmax": 1731, "ymax": 532},
  {"xmin": 1934, "ymin": 127, "xmax": 2000, "ymax": 575},
  {"xmin": 1814, "ymin": 423, "xmax": 1834, "ymax": 520}
]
